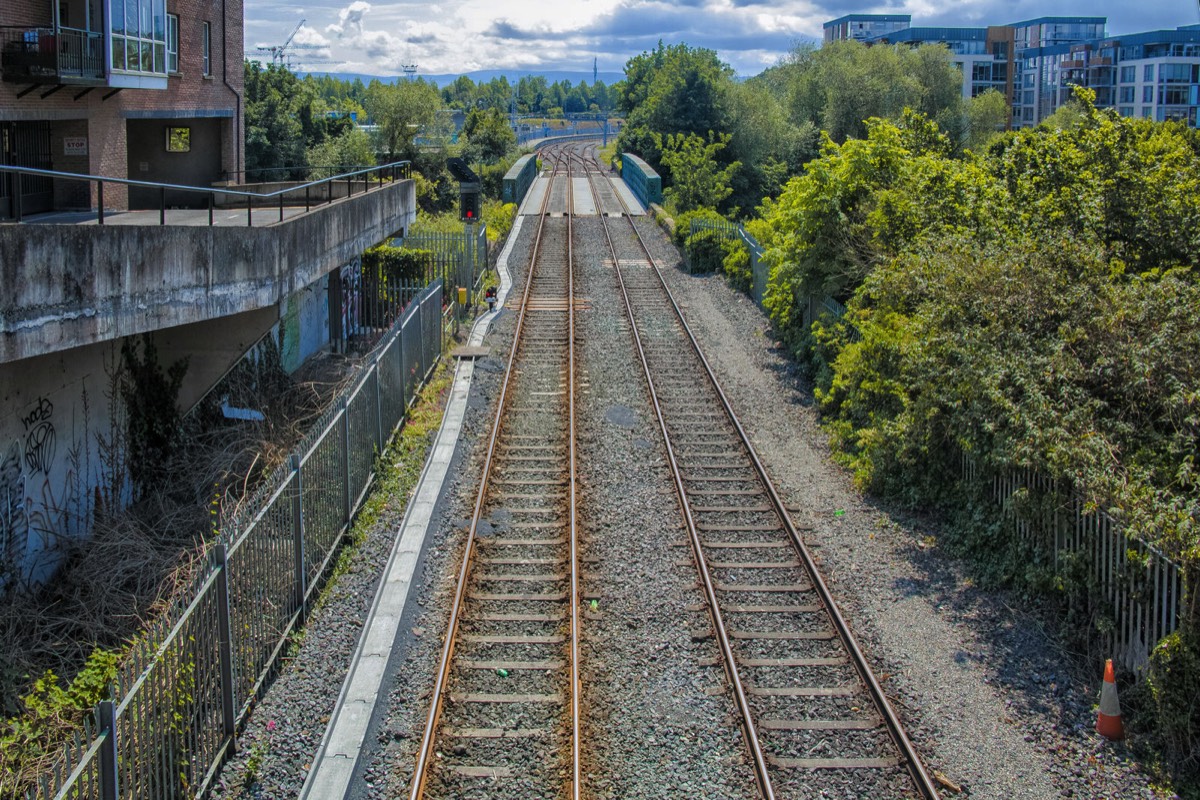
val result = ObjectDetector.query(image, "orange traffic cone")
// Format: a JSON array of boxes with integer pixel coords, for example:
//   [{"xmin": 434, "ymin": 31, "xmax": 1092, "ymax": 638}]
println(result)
[{"xmin": 1096, "ymin": 658, "xmax": 1124, "ymax": 740}]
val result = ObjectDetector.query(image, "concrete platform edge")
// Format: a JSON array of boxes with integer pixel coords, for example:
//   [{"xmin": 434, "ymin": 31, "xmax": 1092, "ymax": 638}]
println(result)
[{"xmin": 298, "ymin": 217, "xmax": 523, "ymax": 799}]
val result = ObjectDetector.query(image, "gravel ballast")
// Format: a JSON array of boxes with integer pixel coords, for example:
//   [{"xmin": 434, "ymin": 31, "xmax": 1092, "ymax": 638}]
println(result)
[{"xmin": 209, "ymin": 204, "xmax": 1172, "ymax": 799}]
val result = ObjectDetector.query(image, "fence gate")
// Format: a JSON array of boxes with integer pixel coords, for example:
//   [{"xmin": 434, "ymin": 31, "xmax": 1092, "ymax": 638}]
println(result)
[{"xmin": 0, "ymin": 121, "xmax": 54, "ymax": 218}]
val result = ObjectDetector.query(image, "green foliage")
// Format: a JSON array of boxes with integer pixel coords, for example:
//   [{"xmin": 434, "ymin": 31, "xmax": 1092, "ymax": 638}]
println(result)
[
  {"xmin": 462, "ymin": 108, "xmax": 517, "ymax": 165},
  {"xmin": 365, "ymin": 78, "xmax": 445, "ymax": 161},
  {"xmin": 482, "ymin": 200, "xmax": 516, "ymax": 243},
  {"xmin": 244, "ymin": 61, "xmax": 353, "ymax": 180},
  {"xmin": 362, "ymin": 244, "xmax": 434, "ymax": 284},
  {"xmin": 305, "ymin": 127, "xmax": 376, "ymax": 178},
  {"xmin": 722, "ymin": 236, "xmax": 752, "ymax": 293},
  {"xmin": 1148, "ymin": 629, "xmax": 1200, "ymax": 777},
  {"xmin": 120, "ymin": 334, "xmax": 188, "ymax": 499},
  {"xmin": 617, "ymin": 42, "xmax": 733, "ymax": 179},
  {"xmin": 655, "ymin": 131, "xmax": 739, "ymax": 214},
  {"xmin": 780, "ymin": 40, "xmax": 966, "ymax": 144},
  {"xmin": 0, "ymin": 648, "xmax": 120, "ymax": 794},
  {"xmin": 754, "ymin": 98, "xmax": 1200, "ymax": 783}
]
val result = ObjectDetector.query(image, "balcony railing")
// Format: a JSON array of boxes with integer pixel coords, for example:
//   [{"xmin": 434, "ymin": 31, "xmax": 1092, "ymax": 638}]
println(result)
[{"xmin": 1, "ymin": 25, "xmax": 105, "ymax": 84}]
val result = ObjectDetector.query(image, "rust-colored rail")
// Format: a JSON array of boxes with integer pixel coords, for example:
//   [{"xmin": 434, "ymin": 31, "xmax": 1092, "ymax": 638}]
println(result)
[
  {"xmin": 408, "ymin": 149, "xmax": 582, "ymax": 799},
  {"xmin": 584, "ymin": 147, "xmax": 941, "ymax": 799}
]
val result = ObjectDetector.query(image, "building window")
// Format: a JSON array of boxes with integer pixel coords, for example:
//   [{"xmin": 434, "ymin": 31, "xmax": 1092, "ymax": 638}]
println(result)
[
  {"xmin": 1119, "ymin": 86, "xmax": 1135, "ymax": 103},
  {"xmin": 110, "ymin": 0, "xmax": 167, "ymax": 75},
  {"xmin": 1120, "ymin": 65, "xmax": 1135, "ymax": 83},
  {"xmin": 1142, "ymin": 107, "xmax": 1153, "ymax": 118},
  {"xmin": 1118, "ymin": 106, "xmax": 1134, "ymax": 117},
  {"xmin": 165, "ymin": 127, "xmax": 190, "ymax": 152},
  {"xmin": 166, "ymin": 14, "xmax": 178, "ymax": 73},
  {"xmin": 1144, "ymin": 85, "xmax": 1155, "ymax": 103},
  {"xmin": 202, "ymin": 21, "xmax": 211, "ymax": 76},
  {"xmin": 1144, "ymin": 64, "xmax": 1155, "ymax": 82}
]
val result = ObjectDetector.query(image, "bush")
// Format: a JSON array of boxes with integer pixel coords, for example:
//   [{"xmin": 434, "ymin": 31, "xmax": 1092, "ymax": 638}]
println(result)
[
  {"xmin": 722, "ymin": 237, "xmax": 751, "ymax": 293},
  {"xmin": 362, "ymin": 244, "xmax": 434, "ymax": 284},
  {"xmin": 482, "ymin": 200, "xmax": 516, "ymax": 243}
]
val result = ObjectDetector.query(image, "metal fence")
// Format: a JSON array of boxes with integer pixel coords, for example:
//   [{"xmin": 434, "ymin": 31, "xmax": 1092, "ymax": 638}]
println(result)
[
  {"xmin": 687, "ymin": 218, "xmax": 767, "ymax": 306},
  {"xmin": 28, "ymin": 282, "xmax": 446, "ymax": 800},
  {"xmin": 970, "ymin": 460, "xmax": 1184, "ymax": 672},
  {"xmin": 398, "ymin": 223, "xmax": 489, "ymax": 300}
]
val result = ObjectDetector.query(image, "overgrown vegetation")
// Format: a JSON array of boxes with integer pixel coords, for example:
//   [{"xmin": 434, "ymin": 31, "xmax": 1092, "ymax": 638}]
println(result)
[{"xmin": 651, "ymin": 84, "xmax": 1200, "ymax": 786}]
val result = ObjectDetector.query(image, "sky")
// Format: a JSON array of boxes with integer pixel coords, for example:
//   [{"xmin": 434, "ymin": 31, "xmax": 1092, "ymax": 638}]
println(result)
[{"xmin": 244, "ymin": 0, "xmax": 1200, "ymax": 79}]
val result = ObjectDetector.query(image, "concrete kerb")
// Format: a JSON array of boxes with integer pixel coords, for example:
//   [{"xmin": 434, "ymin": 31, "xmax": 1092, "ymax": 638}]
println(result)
[{"xmin": 298, "ymin": 216, "xmax": 524, "ymax": 799}]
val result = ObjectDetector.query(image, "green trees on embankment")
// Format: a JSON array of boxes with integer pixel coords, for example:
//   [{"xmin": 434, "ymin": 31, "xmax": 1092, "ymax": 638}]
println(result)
[{"xmin": 617, "ymin": 39, "xmax": 1200, "ymax": 785}]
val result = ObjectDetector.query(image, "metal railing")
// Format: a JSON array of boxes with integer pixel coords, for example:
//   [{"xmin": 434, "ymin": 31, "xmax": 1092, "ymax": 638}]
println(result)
[
  {"xmin": 25, "ymin": 282, "xmax": 446, "ymax": 800},
  {"xmin": 967, "ymin": 458, "xmax": 1184, "ymax": 672},
  {"xmin": 0, "ymin": 160, "xmax": 411, "ymax": 225},
  {"xmin": 398, "ymin": 223, "xmax": 489, "ymax": 300},
  {"xmin": 0, "ymin": 25, "xmax": 105, "ymax": 82}
]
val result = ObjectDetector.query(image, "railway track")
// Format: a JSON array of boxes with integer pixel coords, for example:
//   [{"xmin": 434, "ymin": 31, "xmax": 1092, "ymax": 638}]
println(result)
[
  {"xmin": 405, "ymin": 138, "xmax": 936, "ymax": 798},
  {"xmin": 407, "ymin": 150, "xmax": 582, "ymax": 799},
  {"xmin": 576, "ymin": 145, "xmax": 941, "ymax": 799}
]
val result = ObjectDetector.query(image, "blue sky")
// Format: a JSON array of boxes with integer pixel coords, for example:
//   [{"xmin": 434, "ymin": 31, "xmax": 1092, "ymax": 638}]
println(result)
[{"xmin": 245, "ymin": 1, "xmax": 1200, "ymax": 78}]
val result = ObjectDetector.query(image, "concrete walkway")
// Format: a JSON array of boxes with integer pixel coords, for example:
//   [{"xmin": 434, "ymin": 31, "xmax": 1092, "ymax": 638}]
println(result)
[{"xmin": 299, "ymin": 216, "xmax": 524, "ymax": 799}]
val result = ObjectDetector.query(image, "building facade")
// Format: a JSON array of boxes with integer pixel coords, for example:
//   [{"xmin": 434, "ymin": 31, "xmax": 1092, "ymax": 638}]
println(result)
[
  {"xmin": 827, "ymin": 14, "xmax": 1200, "ymax": 129},
  {"xmin": 823, "ymin": 14, "xmax": 911, "ymax": 45},
  {"xmin": 1, "ymin": 0, "xmax": 244, "ymax": 215}
]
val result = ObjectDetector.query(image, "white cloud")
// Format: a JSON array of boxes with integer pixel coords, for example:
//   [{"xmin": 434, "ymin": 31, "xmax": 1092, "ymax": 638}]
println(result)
[{"xmin": 326, "ymin": 1, "xmax": 372, "ymax": 37}]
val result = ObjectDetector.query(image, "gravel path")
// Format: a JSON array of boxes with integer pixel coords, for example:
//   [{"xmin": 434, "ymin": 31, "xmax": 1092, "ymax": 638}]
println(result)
[{"xmin": 209, "ymin": 209, "xmax": 1171, "ymax": 800}]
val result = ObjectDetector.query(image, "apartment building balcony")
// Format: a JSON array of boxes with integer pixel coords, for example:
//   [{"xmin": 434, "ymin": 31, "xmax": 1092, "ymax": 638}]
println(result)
[{"xmin": 0, "ymin": 25, "xmax": 105, "ymax": 87}]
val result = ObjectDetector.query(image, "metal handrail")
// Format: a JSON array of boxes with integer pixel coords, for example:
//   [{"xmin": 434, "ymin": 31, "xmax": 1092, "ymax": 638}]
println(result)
[{"xmin": 0, "ymin": 160, "xmax": 411, "ymax": 225}]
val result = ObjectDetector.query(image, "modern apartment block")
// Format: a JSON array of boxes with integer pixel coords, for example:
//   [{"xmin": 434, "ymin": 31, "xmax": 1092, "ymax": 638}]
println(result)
[
  {"xmin": 825, "ymin": 13, "xmax": 1200, "ymax": 128},
  {"xmin": 823, "ymin": 14, "xmax": 911, "ymax": 45},
  {"xmin": 1, "ymin": 0, "xmax": 244, "ymax": 215}
]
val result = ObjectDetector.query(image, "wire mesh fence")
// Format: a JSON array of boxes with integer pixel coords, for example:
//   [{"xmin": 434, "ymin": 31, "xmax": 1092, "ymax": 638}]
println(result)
[{"xmin": 27, "ymin": 282, "xmax": 446, "ymax": 800}]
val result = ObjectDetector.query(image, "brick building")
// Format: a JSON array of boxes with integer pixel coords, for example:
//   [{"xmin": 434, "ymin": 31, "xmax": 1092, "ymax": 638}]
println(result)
[{"xmin": 1, "ymin": 0, "xmax": 243, "ymax": 215}]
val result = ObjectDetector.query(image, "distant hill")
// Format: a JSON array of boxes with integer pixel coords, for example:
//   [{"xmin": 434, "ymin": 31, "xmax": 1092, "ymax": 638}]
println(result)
[{"xmin": 300, "ymin": 69, "xmax": 626, "ymax": 87}]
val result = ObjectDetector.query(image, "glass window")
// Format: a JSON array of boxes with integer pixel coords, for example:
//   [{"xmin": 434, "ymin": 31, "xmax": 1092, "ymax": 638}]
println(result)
[
  {"xmin": 1118, "ymin": 106, "xmax": 1134, "ymax": 117},
  {"xmin": 166, "ymin": 127, "xmax": 190, "ymax": 152},
  {"xmin": 1120, "ymin": 86, "xmax": 1134, "ymax": 103},
  {"xmin": 1161, "ymin": 63, "xmax": 1191, "ymax": 83},
  {"xmin": 1120, "ymin": 65, "xmax": 1135, "ymax": 83},
  {"xmin": 1142, "ymin": 106, "xmax": 1152, "ymax": 118},
  {"xmin": 110, "ymin": 0, "xmax": 168, "ymax": 75},
  {"xmin": 166, "ymin": 14, "xmax": 177, "ymax": 72},
  {"xmin": 1145, "ymin": 64, "xmax": 1155, "ymax": 82},
  {"xmin": 1144, "ymin": 85, "xmax": 1155, "ymax": 103},
  {"xmin": 201, "ymin": 21, "xmax": 210, "ymax": 76}
]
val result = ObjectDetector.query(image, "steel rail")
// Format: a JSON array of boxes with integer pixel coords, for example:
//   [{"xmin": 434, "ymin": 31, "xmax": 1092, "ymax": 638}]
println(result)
[
  {"xmin": 581, "ymin": 153, "xmax": 778, "ymax": 800},
  {"xmin": 408, "ymin": 150, "xmax": 582, "ymax": 798},
  {"xmin": 539, "ymin": 137, "xmax": 585, "ymax": 799},
  {"xmin": 601, "ymin": 158, "xmax": 941, "ymax": 799}
]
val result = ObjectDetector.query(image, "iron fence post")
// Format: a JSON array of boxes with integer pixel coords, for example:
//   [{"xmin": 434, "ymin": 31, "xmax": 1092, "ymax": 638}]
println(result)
[
  {"xmin": 98, "ymin": 180, "xmax": 105, "ymax": 225},
  {"xmin": 215, "ymin": 542, "xmax": 237, "ymax": 748},
  {"xmin": 247, "ymin": 194, "xmax": 253, "ymax": 227},
  {"xmin": 14, "ymin": 173, "xmax": 21, "ymax": 222},
  {"xmin": 290, "ymin": 453, "xmax": 307, "ymax": 614},
  {"xmin": 374, "ymin": 356, "xmax": 384, "ymax": 452},
  {"xmin": 398, "ymin": 319, "xmax": 408, "ymax": 411},
  {"xmin": 340, "ymin": 398, "xmax": 352, "ymax": 527},
  {"xmin": 160, "ymin": 185, "xmax": 166, "ymax": 225},
  {"xmin": 279, "ymin": 191, "xmax": 284, "ymax": 223},
  {"xmin": 98, "ymin": 700, "xmax": 118, "ymax": 800},
  {"xmin": 208, "ymin": 192, "xmax": 214, "ymax": 226}
]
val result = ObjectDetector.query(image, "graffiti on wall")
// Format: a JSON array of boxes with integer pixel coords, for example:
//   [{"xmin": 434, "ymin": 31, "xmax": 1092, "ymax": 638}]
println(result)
[{"xmin": 1, "ymin": 393, "xmax": 87, "ymax": 591}]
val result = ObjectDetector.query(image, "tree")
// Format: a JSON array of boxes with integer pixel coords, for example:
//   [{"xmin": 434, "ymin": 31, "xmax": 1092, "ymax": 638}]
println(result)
[
  {"xmin": 655, "ymin": 131, "xmax": 740, "ymax": 214},
  {"xmin": 306, "ymin": 127, "xmax": 376, "ymax": 178},
  {"xmin": 963, "ymin": 89, "xmax": 1009, "ymax": 151},
  {"xmin": 364, "ymin": 78, "xmax": 444, "ymax": 161},
  {"xmin": 781, "ymin": 40, "xmax": 964, "ymax": 143},
  {"xmin": 462, "ymin": 107, "xmax": 516, "ymax": 165},
  {"xmin": 617, "ymin": 42, "xmax": 734, "ymax": 169}
]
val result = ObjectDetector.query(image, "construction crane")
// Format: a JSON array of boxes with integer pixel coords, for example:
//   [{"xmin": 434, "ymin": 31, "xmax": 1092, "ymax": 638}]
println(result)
[{"xmin": 256, "ymin": 19, "xmax": 324, "ymax": 67}]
